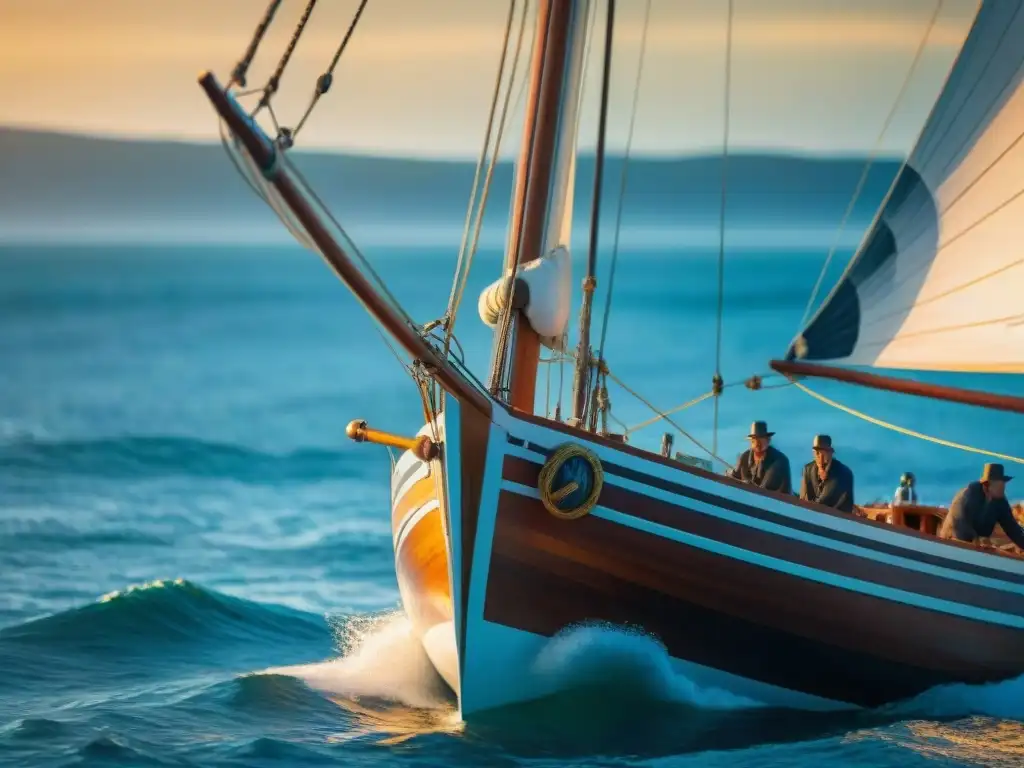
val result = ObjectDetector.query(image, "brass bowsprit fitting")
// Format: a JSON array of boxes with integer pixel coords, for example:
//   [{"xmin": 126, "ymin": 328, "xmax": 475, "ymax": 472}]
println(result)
[{"xmin": 345, "ymin": 420, "xmax": 440, "ymax": 462}]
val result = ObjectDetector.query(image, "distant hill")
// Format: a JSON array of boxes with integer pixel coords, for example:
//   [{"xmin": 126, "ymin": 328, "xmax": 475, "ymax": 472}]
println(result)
[{"xmin": 0, "ymin": 127, "xmax": 901, "ymax": 246}]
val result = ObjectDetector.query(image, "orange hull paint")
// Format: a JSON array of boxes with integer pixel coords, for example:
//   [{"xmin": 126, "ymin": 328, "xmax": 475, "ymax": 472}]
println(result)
[
  {"xmin": 394, "ymin": 505, "xmax": 452, "ymax": 632},
  {"xmin": 391, "ymin": 452, "xmax": 455, "ymax": 653}
]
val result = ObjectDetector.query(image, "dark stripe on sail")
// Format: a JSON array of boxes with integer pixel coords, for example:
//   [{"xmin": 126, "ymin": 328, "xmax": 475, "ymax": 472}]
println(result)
[
  {"xmin": 789, "ymin": 0, "xmax": 1024, "ymax": 365},
  {"xmin": 506, "ymin": 434, "xmax": 1024, "ymax": 586},
  {"xmin": 502, "ymin": 454, "xmax": 1024, "ymax": 617},
  {"xmin": 787, "ymin": 164, "xmax": 937, "ymax": 362},
  {"xmin": 483, "ymin": 492, "xmax": 1024, "ymax": 707}
]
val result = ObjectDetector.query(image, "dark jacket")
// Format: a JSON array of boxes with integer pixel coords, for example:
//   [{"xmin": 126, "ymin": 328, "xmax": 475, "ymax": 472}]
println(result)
[
  {"xmin": 939, "ymin": 481, "xmax": 1024, "ymax": 549},
  {"xmin": 727, "ymin": 445, "xmax": 792, "ymax": 494},
  {"xmin": 800, "ymin": 458, "xmax": 855, "ymax": 513}
]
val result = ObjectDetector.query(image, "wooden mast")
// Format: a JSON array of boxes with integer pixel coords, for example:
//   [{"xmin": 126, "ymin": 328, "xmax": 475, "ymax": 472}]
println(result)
[
  {"xmin": 502, "ymin": 0, "xmax": 576, "ymax": 414},
  {"xmin": 771, "ymin": 359, "xmax": 1024, "ymax": 415}
]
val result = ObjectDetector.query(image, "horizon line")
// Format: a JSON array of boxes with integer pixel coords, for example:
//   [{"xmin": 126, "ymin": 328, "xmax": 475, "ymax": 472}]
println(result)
[{"xmin": 0, "ymin": 123, "xmax": 908, "ymax": 165}]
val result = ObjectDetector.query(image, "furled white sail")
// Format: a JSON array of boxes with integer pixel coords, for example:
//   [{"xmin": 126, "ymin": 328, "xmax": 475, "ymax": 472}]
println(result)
[
  {"xmin": 789, "ymin": 0, "xmax": 1024, "ymax": 374},
  {"xmin": 478, "ymin": 244, "xmax": 572, "ymax": 350}
]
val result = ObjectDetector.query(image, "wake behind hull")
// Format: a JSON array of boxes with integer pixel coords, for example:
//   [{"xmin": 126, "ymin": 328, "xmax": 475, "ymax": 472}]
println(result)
[{"xmin": 391, "ymin": 397, "xmax": 1024, "ymax": 718}]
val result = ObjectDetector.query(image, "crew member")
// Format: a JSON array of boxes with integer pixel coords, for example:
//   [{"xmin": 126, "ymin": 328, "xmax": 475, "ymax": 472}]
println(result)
[
  {"xmin": 726, "ymin": 421, "xmax": 792, "ymax": 494},
  {"xmin": 939, "ymin": 463, "xmax": 1024, "ymax": 551},
  {"xmin": 799, "ymin": 434, "xmax": 855, "ymax": 513}
]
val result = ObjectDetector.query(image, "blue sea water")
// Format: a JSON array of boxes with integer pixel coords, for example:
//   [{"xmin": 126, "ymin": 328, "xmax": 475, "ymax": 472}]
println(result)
[{"xmin": 1, "ymin": 242, "xmax": 1023, "ymax": 767}]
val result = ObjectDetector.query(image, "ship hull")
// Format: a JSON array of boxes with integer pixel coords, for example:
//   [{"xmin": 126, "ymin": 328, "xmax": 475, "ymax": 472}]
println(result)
[{"xmin": 391, "ymin": 397, "xmax": 1024, "ymax": 719}]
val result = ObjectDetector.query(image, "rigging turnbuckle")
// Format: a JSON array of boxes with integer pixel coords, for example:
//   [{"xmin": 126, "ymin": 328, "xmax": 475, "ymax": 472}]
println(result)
[{"xmin": 345, "ymin": 419, "xmax": 439, "ymax": 462}]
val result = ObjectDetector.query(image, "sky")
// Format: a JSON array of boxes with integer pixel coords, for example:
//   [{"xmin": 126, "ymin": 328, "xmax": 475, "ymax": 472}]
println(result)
[{"xmin": 0, "ymin": 0, "xmax": 980, "ymax": 158}]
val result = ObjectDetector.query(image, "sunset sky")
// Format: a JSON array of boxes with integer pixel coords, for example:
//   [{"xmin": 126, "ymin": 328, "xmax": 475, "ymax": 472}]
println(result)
[{"xmin": 1, "ymin": 0, "xmax": 979, "ymax": 158}]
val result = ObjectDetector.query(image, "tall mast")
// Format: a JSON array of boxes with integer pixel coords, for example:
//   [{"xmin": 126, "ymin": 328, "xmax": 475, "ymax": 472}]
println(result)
[
  {"xmin": 570, "ymin": 0, "xmax": 614, "ymax": 425},
  {"xmin": 496, "ymin": 0, "xmax": 591, "ymax": 413}
]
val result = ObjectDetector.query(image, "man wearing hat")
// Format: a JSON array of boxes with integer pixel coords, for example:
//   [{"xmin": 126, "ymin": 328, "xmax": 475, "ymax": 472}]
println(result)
[
  {"xmin": 799, "ymin": 434, "xmax": 855, "ymax": 513},
  {"xmin": 939, "ymin": 463, "xmax": 1024, "ymax": 550},
  {"xmin": 726, "ymin": 421, "xmax": 792, "ymax": 494}
]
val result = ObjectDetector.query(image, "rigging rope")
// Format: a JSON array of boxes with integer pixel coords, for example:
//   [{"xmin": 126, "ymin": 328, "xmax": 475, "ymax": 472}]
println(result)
[
  {"xmin": 292, "ymin": 0, "xmax": 370, "ymax": 139},
  {"xmin": 538, "ymin": 349, "xmax": 732, "ymax": 468},
  {"xmin": 621, "ymin": 373, "xmax": 788, "ymax": 435},
  {"xmin": 571, "ymin": 0, "xmax": 616, "ymax": 427},
  {"xmin": 445, "ymin": 0, "xmax": 529, "ymax": 355},
  {"xmin": 594, "ymin": 0, "xmax": 651, "ymax": 382},
  {"xmin": 602, "ymin": 367, "xmax": 733, "ymax": 469},
  {"xmin": 796, "ymin": 0, "xmax": 943, "ymax": 332},
  {"xmin": 230, "ymin": 0, "xmax": 284, "ymax": 87},
  {"xmin": 787, "ymin": 378, "xmax": 1024, "ymax": 466},
  {"xmin": 257, "ymin": 0, "xmax": 319, "ymax": 111},
  {"xmin": 711, "ymin": 0, "xmax": 734, "ymax": 460}
]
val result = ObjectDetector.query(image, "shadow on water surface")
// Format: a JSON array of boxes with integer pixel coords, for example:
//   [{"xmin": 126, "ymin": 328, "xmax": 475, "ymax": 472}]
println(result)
[
  {"xmin": 318, "ymin": 678, "xmax": 940, "ymax": 761},
  {"xmin": 274, "ymin": 614, "xmax": 1024, "ymax": 761}
]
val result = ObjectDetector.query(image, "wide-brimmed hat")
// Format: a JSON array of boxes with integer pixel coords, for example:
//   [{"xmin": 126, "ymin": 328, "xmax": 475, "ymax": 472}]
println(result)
[
  {"xmin": 812, "ymin": 434, "xmax": 833, "ymax": 451},
  {"xmin": 747, "ymin": 421, "xmax": 774, "ymax": 438},
  {"xmin": 981, "ymin": 463, "xmax": 1013, "ymax": 483}
]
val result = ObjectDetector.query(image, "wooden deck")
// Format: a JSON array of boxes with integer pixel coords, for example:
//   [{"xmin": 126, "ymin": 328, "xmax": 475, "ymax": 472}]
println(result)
[{"xmin": 858, "ymin": 502, "xmax": 1024, "ymax": 553}]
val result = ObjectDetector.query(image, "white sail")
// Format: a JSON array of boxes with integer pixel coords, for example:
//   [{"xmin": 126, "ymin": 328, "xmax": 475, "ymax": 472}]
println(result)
[
  {"xmin": 477, "ymin": 244, "xmax": 572, "ymax": 350},
  {"xmin": 790, "ymin": 0, "xmax": 1024, "ymax": 374}
]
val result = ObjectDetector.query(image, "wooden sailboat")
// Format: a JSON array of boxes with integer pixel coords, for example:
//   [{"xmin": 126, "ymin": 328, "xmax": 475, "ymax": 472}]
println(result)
[{"xmin": 199, "ymin": 0, "xmax": 1024, "ymax": 719}]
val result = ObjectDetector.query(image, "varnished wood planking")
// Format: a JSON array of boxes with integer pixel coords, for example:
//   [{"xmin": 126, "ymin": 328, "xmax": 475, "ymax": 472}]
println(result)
[
  {"xmin": 395, "ymin": 506, "xmax": 452, "ymax": 632},
  {"xmin": 483, "ymin": 491, "xmax": 1024, "ymax": 706},
  {"xmin": 502, "ymin": 455, "xmax": 1024, "ymax": 615},
  {"xmin": 506, "ymin": 438, "xmax": 1024, "ymax": 583}
]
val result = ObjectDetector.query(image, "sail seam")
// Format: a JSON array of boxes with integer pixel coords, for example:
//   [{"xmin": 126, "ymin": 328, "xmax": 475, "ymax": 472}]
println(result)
[
  {"xmin": 857, "ymin": 312, "xmax": 1024, "ymax": 350},
  {"xmin": 853, "ymin": 120, "xmax": 1024, "ymax": 324},
  {"xmin": 859, "ymin": 259, "xmax": 1023, "ymax": 332}
]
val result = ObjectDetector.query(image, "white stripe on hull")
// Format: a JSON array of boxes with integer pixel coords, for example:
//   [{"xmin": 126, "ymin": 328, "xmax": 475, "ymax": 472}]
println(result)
[
  {"xmin": 502, "ymin": 440, "xmax": 1024, "ymax": 596},
  {"xmin": 493, "ymin": 408, "xmax": 1024, "ymax": 578}
]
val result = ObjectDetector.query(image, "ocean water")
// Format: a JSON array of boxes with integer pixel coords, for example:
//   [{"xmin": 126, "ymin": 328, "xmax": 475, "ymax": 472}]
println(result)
[{"xmin": 1, "ymin": 242, "xmax": 1023, "ymax": 767}]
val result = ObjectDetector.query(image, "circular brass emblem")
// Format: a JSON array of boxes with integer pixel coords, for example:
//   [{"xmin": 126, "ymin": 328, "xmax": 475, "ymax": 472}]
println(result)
[{"xmin": 537, "ymin": 443, "xmax": 604, "ymax": 520}]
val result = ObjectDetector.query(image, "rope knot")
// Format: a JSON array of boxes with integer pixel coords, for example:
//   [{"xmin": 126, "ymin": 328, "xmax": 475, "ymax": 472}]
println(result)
[
  {"xmin": 582, "ymin": 276, "xmax": 597, "ymax": 293},
  {"xmin": 745, "ymin": 375, "xmax": 763, "ymax": 391},
  {"xmin": 711, "ymin": 374, "xmax": 724, "ymax": 396}
]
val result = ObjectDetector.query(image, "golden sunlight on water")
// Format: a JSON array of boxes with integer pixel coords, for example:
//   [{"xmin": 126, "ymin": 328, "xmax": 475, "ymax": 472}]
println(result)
[
  {"xmin": 326, "ymin": 696, "xmax": 463, "ymax": 747},
  {"xmin": 851, "ymin": 717, "xmax": 1024, "ymax": 767}
]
